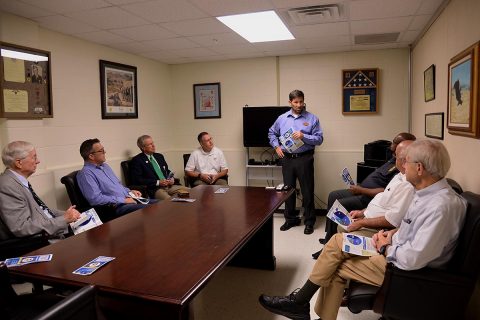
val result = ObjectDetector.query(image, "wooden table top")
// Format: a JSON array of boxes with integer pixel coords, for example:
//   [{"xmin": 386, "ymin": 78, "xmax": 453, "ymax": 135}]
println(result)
[{"xmin": 9, "ymin": 185, "xmax": 291, "ymax": 306}]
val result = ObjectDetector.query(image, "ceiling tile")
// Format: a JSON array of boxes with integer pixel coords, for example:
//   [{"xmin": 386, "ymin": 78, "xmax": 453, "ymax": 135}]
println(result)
[
  {"xmin": 307, "ymin": 45, "xmax": 352, "ymax": 54},
  {"xmin": 0, "ymin": 0, "xmax": 55, "ymax": 18},
  {"xmin": 417, "ymin": 0, "xmax": 445, "ymax": 15},
  {"xmin": 108, "ymin": 41, "xmax": 154, "ymax": 54},
  {"xmin": 409, "ymin": 14, "xmax": 432, "ymax": 30},
  {"xmin": 209, "ymin": 43, "xmax": 261, "ymax": 54},
  {"xmin": 110, "ymin": 24, "xmax": 177, "ymax": 41},
  {"xmin": 104, "ymin": 0, "xmax": 145, "ymax": 4},
  {"xmin": 351, "ymin": 16, "xmax": 413, "ymax": 34},
  {"xmin": 188, "ymin": 32, "xmax": 248, "ymax": 47},
  {"xmin": 121, "ymin": 0, "xmax": 207, "ymax": 23},
  {"xmin": 297, "ymin": 35, "xmax": 351, "ymax": 48},
  {"xmin": 66, "ymin": 6, "xmax": 148, "ymax": 29},
  {"xmin": 160, "ymin": 18, "xmax": 230, "ymax": 37},
  {"xmin": 32, "ymin": 15, "xmax": 99, "ymax": 34},
  {"xmin": 271, "ymin": 0, "xmax": 337, "ymax": 10},
  {"xmin": 289, "ymin": 22, "xmax": 350, "ymax": 38},
  {"xmin": 141, "ymin": 37, "xmax": 200, "ymax": 50},
  {"xmin": 74, "ymin": 30, "xmax": 131, "ymax": 45},
  {"xmin": 170, "ymin": 47, "xmax": 219, "ymax": 58},
  {"xmin": 252, "ymin": 39, "xmax": 304, "ymax": 52},
  {"xmin": 21, "ymin": 0, "xmax": 110, "ymax": 14},
  {"xmin": 351, "ymin": 43, "xmax": 399, "ymax": 51},
  {"xmin": 350, "ymin": 0, "xmax": 422, "ymax": 20},
  {"xmin": 400, "ymin": 30, "xmax": 421, "ymax": 42},
  {"xmin": 187, "ymin": 0, "xmax": 273, "ymax": 16}
]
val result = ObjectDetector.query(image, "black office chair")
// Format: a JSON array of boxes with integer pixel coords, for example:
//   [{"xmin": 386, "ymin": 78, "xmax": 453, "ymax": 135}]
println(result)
[
  {"xmin": 183, "ymin": 153, "xmax": 228, "ymax": 187},
  {"xmin": 346, "ymin": 191, "xmax": 480, "ymax": 320},
  {"xmin": 120, "ymin": 160, "xmax": 148, "ymax": 196},
  {"xmin": 0, "ymin": 227, "xmax": 49, "ymax": 262},
  {"xmin": 60, "ymin": 171, "xmax": 116, "ymax": 222}
]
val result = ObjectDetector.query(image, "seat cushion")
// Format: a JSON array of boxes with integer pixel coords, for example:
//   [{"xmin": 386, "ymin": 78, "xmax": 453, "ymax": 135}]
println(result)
[{"xmin": 347, "ymin": 281, "xmax": 379, "ymax": 314}]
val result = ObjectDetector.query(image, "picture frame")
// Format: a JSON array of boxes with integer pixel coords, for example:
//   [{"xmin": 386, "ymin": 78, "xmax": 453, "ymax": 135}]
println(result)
[
  {"xmin": 425, "ymin": 112, "xmax": 444, "ymax": 140},
  {"xmin": 193, "ymin": 82, "xmax": 221, "ymax": 119},
  {"xmin": 99, "ymin": 60, "xmax": 138, "ymax": 119},
  {"xmin": 447, "ymin": 42, "xmax": 480, "ymax": 138},
  {"xmin": 424, "ymin": 64, "xmax": 435, "ymax": 102},
  {"xmin": 342, "ymin": 68, "xmax": 379, "ymax": 114},
  {"xmin": 0, "ymin": 42, "xmax": 53, "ymax": 119}
]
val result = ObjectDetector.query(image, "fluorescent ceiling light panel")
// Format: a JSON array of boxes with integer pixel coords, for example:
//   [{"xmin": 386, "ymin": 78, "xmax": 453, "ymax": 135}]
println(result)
[
  {"xmin": 217, "ymin": 11, "xmax": 294, "ymax": 43},
  {"xmin": 1, "ymin": 49, "xmax": 48, "ymax": 62}
]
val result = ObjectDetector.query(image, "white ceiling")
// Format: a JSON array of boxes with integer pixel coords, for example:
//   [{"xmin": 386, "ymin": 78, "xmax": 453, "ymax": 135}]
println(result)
[{"xmin": 0, "ymin": 0, "xmax": 447, "ymax": 64}]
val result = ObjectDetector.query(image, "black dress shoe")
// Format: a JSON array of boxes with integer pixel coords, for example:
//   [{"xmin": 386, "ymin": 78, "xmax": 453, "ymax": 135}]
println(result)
[
  {"xmin": 259, "ymin": 290, "xmax": 310, "ymax": 320},
  {"xmin": 318, "ymin": 238, "xmax": 326, "ymax": 244},
  {"xmin": 280, "ymin": 220, "xmax": 301, "ymax": 231},
  {"xmin": 311, "ymin": 249, "xmax": 322, "ymax": 260},
  {"xmin": 304, "ymin": 225, "xmax": 314, "ymax": 235}
]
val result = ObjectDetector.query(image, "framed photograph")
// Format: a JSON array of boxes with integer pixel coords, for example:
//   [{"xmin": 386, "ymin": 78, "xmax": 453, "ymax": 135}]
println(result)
[
  {"xmin": 342, "ymin": 68, "xmax": 378, "ymax": 114},
  {"xmin": 424, "ymin": 64, "xmax": 435, "ymax": 102},
  {"xmin": 193, "ymin": 82, "xmax": 221, "ymax": 119},
  {"xmin": 99, "ymin": 60, "xmax": 138, "ymax": 119},
  {"xmin": 447, "ymin": 42, "xmax": 480, "ymax": 138},
  {"xmin": 425, "ymin": 112, "xmax": 444, "ymax": 139},
  {"xmin": 0, "ymin": 42, "xmax": 53, "ymax": 119}
]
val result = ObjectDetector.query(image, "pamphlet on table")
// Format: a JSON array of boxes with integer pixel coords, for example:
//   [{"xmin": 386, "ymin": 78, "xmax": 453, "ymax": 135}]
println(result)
[
  {"xmin": 72, "ymin": 256, "xmax": 115, "ymax": 275},
  {"xmin": 4, "ymin": 254, "xmax": 53, "ymax": 267}
]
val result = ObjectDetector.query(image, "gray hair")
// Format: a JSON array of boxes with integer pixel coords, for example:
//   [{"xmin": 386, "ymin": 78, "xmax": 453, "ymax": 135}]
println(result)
[
  {"xmin": 2, "ymin": 141, "xmax": 34, "ymax": 168},
  {"xmin": 407, "ymin": 139, "xmax": 451, "ymax": 179},
  {"xmin": 136, "ymin": 135, "xmax": 151, "ymax": 150}
]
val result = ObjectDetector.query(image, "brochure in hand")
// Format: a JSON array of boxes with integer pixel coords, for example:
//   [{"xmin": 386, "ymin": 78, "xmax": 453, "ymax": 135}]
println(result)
[
  {"xmin": 70, "ymin": 208, "xmax": 103, "ymax": 235},
  {"xmin": 342, "ymin": 233, "xmax": 379, "ymax": 256},
  {"xmin": 326, "ymin": 200, "xmax": 352, "ymax": 228},
  {"xmin": 279, "ymin": 127, "xmax": 304, "ymax": 153},
  {"xmin": 128, "ymin": 191, "xmax": 149, "ymax": 204},
  {"xmin": 341, "ymin": 167, "xmax": 355, "ymax": 187}
]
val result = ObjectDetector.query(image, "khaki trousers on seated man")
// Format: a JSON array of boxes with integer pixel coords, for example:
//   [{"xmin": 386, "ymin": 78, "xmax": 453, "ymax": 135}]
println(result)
[{"xmin": 154, "ymin": 184, "xmax": 190, "ymax": 200}]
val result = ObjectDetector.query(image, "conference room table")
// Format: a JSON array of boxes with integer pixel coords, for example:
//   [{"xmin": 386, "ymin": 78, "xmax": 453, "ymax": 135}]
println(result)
[{"xmin": 8, "ymin": 185, "xmax": 293, "ymax": 319}]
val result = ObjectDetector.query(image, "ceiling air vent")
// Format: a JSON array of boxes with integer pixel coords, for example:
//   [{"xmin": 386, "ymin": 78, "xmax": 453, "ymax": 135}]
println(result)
[
  {"xmin": 287, "ymin": 4, "xmax": 344, "ymax": 25},
  {"xmin": 355, "ymin": 33, "xmax": 400, "ymax": 45}
]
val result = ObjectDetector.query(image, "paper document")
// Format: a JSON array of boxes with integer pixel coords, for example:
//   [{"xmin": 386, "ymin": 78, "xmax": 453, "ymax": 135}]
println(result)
[
  {"xmin": 171, "ymin": 197, "xmax": 196, "ymax": 202},
  {"xmin": 4, "ymin": 254, "xmax": 53, "ymax": 267},
  {"xmin": 128, "ymin": 191, "xmax": 149, "ymax": 204},
  {"xmin": 279, "ymin": 127, "xmax": 304, "ymax": 153},
  {"xmin": 70, "ymin": 208, "xmax": 103, "ymax": 235},
  {"xmin": 341, "ymin": 167, "xmax": 355, "ymax": 187},
  {"xmin": 214, "ymin": 187, "xmax": 229, "ymax": 194},
  {"xmin": 326, "ymin": 200, "xmax": 352, "ymax": 228},
  {"xmin": 342, "ymin": 233, "xmax": 379, "ymax": 256}
]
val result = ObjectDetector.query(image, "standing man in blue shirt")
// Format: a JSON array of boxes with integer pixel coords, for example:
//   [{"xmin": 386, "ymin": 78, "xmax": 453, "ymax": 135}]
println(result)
[
  {"xmin": 268, "ymin": 90, "xmax": 324, "ymax": 234},
  {"xmin": 77, "ymin": 138, "xmax": 153, "ymax": 218}
]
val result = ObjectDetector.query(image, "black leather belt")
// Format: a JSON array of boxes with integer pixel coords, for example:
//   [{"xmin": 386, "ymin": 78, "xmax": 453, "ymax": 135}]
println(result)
[{"xmin": 283, "ymin": 150, "xmax": 314, "ymax": 158}]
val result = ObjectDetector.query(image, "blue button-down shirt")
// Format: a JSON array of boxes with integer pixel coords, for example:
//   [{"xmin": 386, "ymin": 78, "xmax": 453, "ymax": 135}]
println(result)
[
  {"xmin": 268, "ymin": 109, "xmax": 324, "ymax": 153},
  {"xmin": 77, "ymin": 162, "xmax": 130, "ymax": 206}
]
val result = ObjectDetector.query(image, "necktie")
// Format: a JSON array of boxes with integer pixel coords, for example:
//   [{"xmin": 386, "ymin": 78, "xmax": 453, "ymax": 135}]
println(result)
[
  {"xmin": 28, "ymin": 183, "xmax": 54, "ymax": 218},
  {"xmin": 149, "ymin": 155, "xmax": 165, "ymax": 180}
]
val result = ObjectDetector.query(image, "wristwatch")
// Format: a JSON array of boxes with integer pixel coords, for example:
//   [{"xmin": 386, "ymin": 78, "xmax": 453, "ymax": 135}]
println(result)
[{"xmin": 378, "ymin": 244, "xmax": 389, "ymax": 256}]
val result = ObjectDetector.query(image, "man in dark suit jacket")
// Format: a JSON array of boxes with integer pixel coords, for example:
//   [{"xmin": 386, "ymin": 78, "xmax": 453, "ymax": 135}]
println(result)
[
  {"xmin": 130, "ymin": 135, "xmax": 189, "ymax": 200},
  {"xmin": 0, "ymin": 141, "xmax": 80, "ymax": 241}
]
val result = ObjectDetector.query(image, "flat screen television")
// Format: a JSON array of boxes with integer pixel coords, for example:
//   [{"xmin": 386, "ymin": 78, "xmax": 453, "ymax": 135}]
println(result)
[{"xmin": 243, "ymin": 106, "xmax": 290, "ymax": 147}]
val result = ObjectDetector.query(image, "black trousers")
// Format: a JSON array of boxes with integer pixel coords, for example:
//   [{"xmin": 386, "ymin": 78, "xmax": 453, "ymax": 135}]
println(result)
[{"xmin": 281, "ymin": 153, "xmax": 315, "ymax": 226}]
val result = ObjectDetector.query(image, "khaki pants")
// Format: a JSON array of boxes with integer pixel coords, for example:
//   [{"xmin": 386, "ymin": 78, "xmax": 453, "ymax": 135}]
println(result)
[
  {"xmin": 154, "ymin": 185, "xmax": 190, "ymax": 200},
  {"xmin": 192, "ymin": 178, "xmax": 228, "ymax": 187},
  {"xmin": 309, "ymin": 233, "xmax": 386, "ymax": 320}
]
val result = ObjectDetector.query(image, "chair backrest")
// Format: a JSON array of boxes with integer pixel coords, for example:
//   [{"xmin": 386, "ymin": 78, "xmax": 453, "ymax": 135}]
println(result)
[
  {"xmin": 120, "ymin": 160, "xmax": 131, "ymax": 186},
  {"xmin": 183, "ymin": 153, "xmax": 190, "ymax": 168},
  {"xmin": 33, "ymin": 285, "xmax": 99, "ymax": 320},
  {"xmin": 0, "ymin": 232, "xmax": 49, "ymax": 261},
  {"xmin": 60, "ymin": 171, "xmax": 90, "ymax": 212},
  {"xmin": 447, "ymin": 191, "xmax": 480, "ymax": 277},
  {"xmin": 447, "ymin": 178, "xmax": 463, "ymax": 194}
]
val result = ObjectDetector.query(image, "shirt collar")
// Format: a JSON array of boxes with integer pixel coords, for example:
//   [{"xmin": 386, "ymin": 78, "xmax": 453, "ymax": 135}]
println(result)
[
  {"xmin": 84, "ymin": 161, "xmax": 104, "ymax": 169},
  {"xmin": 415, "ymin": 178, "xmax": 449, "ymax": 198},
  {"xmin": 287, "ymin": 109, "xmax": 305, "ymax": 118},
  {"xmin": 8, "ymin": 169, "xmax": 29, "ymax": 188}
]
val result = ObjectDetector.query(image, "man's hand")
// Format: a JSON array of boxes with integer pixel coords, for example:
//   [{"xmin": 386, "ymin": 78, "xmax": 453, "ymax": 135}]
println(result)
[
  {"xmin": 199, "ymin": 173, "xmax": 212, "ymax": 184},
  {"xmin": 167, "ymin": 178, "xmax": 175, "ymax": 186},
  {"xmin": 372, "ymin": 229, "xmax": 395, "ymax": 250},
  {"xmin": 347, "ymin": 219, "xmax": 364, "ymax": 232},
  {"xmin": 125, "ymin": 197, "xmax": 136, "ymax": 204},
  {"xmin": 275, "ymin": 146, "xmax": 284, "ymax": 158},
  {"xmin": 350, "ymin": 210, "xmax": 365, "ymax": 219},
  {"xmin": 292, "ymin": 131, "xmax": 304, "ymax": 140},
  {"xmin": 131, "ymin": 190, "xmax": 142, "ymax": 197},
  {"xmin": 159, "ymin": 179, "xmax": 170, "ymax": 187},
  {"xmin": 349, "ymin": 185, "xmax": 365, "ymax": 195},
  {"xmin": 63, "ymin": 205, "xmax": 80, "ymax": 223}
]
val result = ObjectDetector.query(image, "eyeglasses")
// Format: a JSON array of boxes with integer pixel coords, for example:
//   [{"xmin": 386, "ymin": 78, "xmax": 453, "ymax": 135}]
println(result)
[{"xmin": 90, "ymin": 148, "xmax": 105, "ymax": 155}]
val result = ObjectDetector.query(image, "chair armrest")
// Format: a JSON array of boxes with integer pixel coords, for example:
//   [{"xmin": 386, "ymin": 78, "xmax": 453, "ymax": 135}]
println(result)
[{"xmin": 374, "ymin": 264, "xmax": 474, "ymax": 319}]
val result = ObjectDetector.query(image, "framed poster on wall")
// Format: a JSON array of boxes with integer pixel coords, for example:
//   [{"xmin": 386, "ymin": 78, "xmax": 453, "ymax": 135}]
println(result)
[
  {"xmin": 342, "ymin": 68, "xmax": 378, "ymax": 114},
  {"xmin": 0, "ymin": 42, "xmax": 53, "ymax": 119}
]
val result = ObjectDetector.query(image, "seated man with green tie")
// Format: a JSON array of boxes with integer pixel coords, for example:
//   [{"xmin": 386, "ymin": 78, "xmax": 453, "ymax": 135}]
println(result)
[
  {"xmin": 0, "ymin": 141, "xmax": 81, "ymax": 241},
  {"xmin": 130, "ymin": 135, "xmax": 189, "ymax": 200}
]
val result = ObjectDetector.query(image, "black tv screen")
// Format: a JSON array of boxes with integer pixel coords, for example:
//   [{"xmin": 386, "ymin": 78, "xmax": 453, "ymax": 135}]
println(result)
[{"xmin": 243, "ymin": 106, "xmax": 290, "ymax": 147}]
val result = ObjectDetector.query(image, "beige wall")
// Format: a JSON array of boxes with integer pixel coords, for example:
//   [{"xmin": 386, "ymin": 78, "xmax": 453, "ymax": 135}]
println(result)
[
  {"xmin": 171, "ymin": 49, "xmax": 410, "ymax": 204},
  {"xmin": 0, "ymin": 12, "xmax": 173, "ymax": 209},
  {"xmin": 411, "ymin": 0, "xmax": 480, "ymax": 193},
  {"xmin": 411, "ymin": 0, "xmax": 480, "ymax": 317}
]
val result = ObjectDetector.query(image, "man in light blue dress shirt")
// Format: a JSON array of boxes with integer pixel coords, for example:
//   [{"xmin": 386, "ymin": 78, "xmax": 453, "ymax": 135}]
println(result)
[
  {"xmin": 77, "ymin": 138, "xmax": 153, "ymax": 218},
  {"xmin": 268, "ymin": 90, "xmax": 324, "ymax": 234}
]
